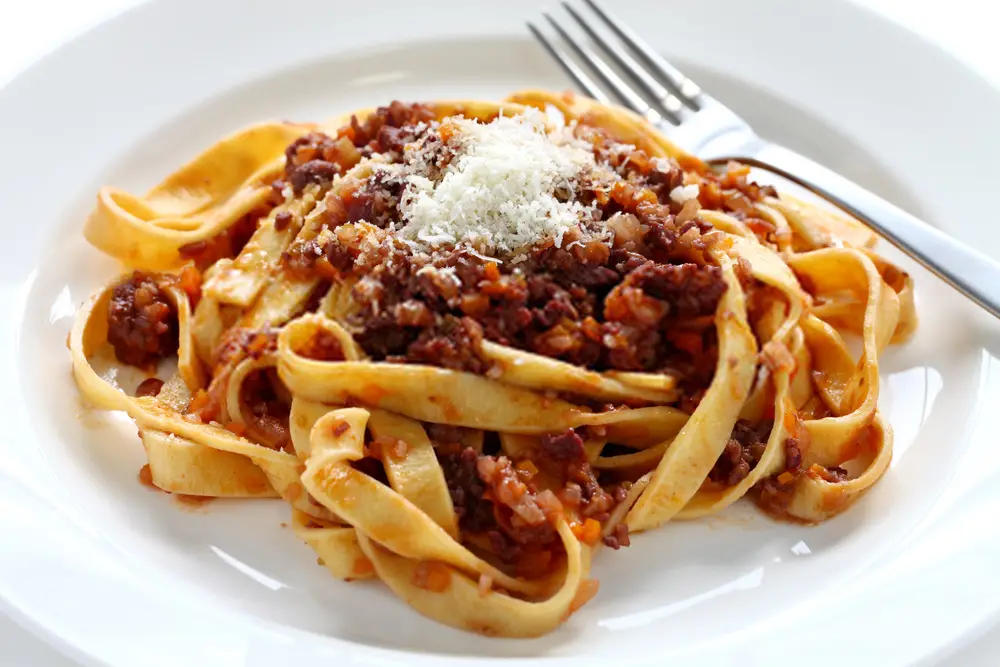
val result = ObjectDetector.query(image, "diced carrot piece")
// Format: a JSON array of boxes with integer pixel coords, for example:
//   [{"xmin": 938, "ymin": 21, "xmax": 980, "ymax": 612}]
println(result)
[
  {"xmin": 571, "ymin": 518, "xmax": 602, "ymax": 546},
  {"xmin": 351, "ymin": 557, "xmax": 374, "ymax": 577},
  {"xmin": 179, "ymin": 264, "xmax": 202, "ymax": 305},
  {"xmin": 188, "ymin": 389, "xmax": 210, "ymax": 413},
  {"xmin": 412, "ymin": 561, "xmax": 451, "ymax": 592},
  {"xmin": 776, "ymin": 471, "xmax": 796, "ymax": 485},
  {"xmin": 483, "ymin": 262, "xmax": 500, "ymax": 281},
  {"xmin": 515, "ymin": 460, "xmax": 538, "ymax": 478},
  {"xmin": 439, "ymin": 123, "xmax": 457, "ymax": 144},
  {"xmin": 248, "ymin": 333, "xmax": 270, "ymax": 356},
  {"xmin": 225, "ymin": 422, "xmax": 247, "ymax": 437}
]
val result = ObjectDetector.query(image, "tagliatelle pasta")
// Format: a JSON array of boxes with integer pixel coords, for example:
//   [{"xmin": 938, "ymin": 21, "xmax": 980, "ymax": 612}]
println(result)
[{"xmin": 70, "ymin": 90, "xmax": 916, "ymax": 637}]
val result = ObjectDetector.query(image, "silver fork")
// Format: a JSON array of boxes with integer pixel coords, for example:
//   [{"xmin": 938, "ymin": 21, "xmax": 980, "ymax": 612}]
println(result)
[{"xmin": 530, "ymin": 0, "xmax": 1000, "ymax": 320}]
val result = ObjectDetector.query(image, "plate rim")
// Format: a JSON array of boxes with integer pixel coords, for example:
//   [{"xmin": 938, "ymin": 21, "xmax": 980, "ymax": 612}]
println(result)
[{"xmin": 2, "ymin": 0, "xmax": 1000, "ymax": 665}]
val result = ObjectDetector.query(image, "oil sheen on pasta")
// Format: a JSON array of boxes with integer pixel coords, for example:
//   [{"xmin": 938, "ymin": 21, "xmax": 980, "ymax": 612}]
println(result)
[{"xmin": 70, "ymin": 90, "xmax": 917, "ymax": 638}]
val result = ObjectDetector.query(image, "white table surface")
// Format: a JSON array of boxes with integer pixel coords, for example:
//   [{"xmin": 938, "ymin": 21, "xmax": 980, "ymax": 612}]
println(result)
[{"xmin": 1, "ymin": 0, "xmax": 998, "ymax": 664}]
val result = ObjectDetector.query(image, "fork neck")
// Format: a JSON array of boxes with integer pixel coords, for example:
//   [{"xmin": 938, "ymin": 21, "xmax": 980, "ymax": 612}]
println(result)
[{"xmin": 661, "ymin": 107, "xmax": 764, "ymax": 161}]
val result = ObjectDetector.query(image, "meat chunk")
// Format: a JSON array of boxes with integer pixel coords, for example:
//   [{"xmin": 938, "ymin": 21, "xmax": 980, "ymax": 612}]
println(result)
[
  {"xmin": 438, "ymin": 447, "xmax": 498, "ymax": 534},
  {"xmin": 476, "ymin": 455, "xmax": 562, "ymax": 546},
  {"xmin": 135, "ymin": 377, "xmax": 165, "ymax": 397},
  {"xmin": 540, "ymin": 429, "xmax": 586, "ymax": 462},
  {"xmin": 405, "ymin": 317, "xmax": 488, "ymax": 374},
  {"xmin": 538, "ymin": 428, "xmax": 617, "ymax": 521},
  {"xmin": 106, "ymin": 271, "xmax": 178, "ymax": 368},
  {"xmin": 709, "ymin": 420, "xmax": 772, "ymax": 486},
  {"xmin": 438, "ymin": 448, "xmax": 563, "ymax": 558},
  {"xmin": 283, "ymin": 131, "xmax": 363, "ymax": 193},
  {"xmin": 622, "ymin": 262, "xmax": 725, "ymax": 319}
]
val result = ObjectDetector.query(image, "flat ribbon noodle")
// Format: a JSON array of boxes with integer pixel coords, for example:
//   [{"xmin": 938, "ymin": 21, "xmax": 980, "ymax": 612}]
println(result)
[
  {"xmin": 85, "ymin": 122, "xmax": 312, "ymax": 270},
  {"xmin": 140, "ymin": 429, "xmax": 276, "ymax": 497},
  {"xmin": 480, "ymin": 341, "xmax": 677, "ymax": 404},
  {"xmin": 280, "ymin": 315, "xmax": 690, "ymax": 442}
]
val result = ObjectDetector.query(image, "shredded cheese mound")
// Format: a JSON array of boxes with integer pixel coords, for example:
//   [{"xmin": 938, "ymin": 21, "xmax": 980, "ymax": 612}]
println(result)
[{"xmin": 395, "ymin": 109, "xmax": 596, "ymax": 255}]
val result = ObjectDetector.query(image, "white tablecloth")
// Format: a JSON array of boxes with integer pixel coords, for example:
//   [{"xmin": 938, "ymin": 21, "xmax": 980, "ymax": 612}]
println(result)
[{"xmin": 1, "ymin": 0, "xmax": 997, "ymax": 664}]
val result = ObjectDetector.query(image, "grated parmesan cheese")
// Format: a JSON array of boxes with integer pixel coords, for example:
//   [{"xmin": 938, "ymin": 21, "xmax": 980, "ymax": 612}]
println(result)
[
  {"xmin": 650, "ymin": 156, "xmax": 673, "ymax": 173},
  {"xmin": 396, "ymin": 109, "xmax": 596, "ymax": 255},
  {"xmin": 416, "ymin": 264, "xmax": 459, "ymax": 280},
  {"xmin": 670, "ymin": 184, "xmax": 700, "ymax": 204}
]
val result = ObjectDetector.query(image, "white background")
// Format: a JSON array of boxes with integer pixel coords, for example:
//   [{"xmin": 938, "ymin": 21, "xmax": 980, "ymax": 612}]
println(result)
[{"xmin": 0, "ymin": 0, "xmax": 997, "ymax": 664}]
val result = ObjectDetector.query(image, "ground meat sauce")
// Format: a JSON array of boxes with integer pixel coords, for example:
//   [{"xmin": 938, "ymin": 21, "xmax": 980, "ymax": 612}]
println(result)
[
  {"xmin": 425, "ymin": 423, "xmax": 473, "ymax": 445},
  {"xmin": 276, "ymin": 103, "xmax": 774, "ymax": 409},
  {"xmin": 708, "ymin": 419, "xmax": 773, "ymax": 487},
  {"xmin": 186, "ymin": 327, "xmax": 280, "ymax": 425},
  {"xmin": 437, "ymin": 448, "xmax": 536, "ymax": 567},
  {"xmin": 283, "ymin": 102, "xmax": 436, "ymax": 196},
  {"xmin": 295, "ymin": 326, "xmax": 345, "ymax": 362},
  {"xmin": 107, "ymin": 271, "xmax": 179, "ymax": 368},
  {"xmin": 754, "ymin": 433, "xmax": 849, "ymax": 521},
  {"xmin": 476, "ymin": 455, "xmax": 562, "ymax": 547},
  {"xmin": 238, "ymin": 368, "xmax": 292, "ymax": 450},
  {"xmin": 438, "ymin": 446, "xmax": 565, "ymax": 569},
  {"xmin": 439, "ymin": 448, "xmax": 497, "ymax": 534},
  {"xmin": 214, "ymin": 327, "xmax": 279, "ymax": 367},
  {"xmin": 293, "ymin": 238, "xmax": 724, "ymax": 393},
  {"xmin": 435, "ymin": 426, "xmax": 629, "ymax": 567},
  {"xmin": 540, "ymin": 429, "xmax": 617, "ymax": 522}
]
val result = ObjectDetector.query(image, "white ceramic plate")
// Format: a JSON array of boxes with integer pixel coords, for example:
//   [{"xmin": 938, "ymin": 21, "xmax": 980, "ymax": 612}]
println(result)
[{"xmin": 3, "ymin": 0, "xmax": 1000, "ymax": 665}]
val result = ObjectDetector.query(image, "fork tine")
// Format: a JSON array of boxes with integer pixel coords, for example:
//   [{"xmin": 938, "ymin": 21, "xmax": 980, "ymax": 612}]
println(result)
[
  {"xmin": 528, "ymin": 22, "xmax": 611, "ymax": 106},
  {"xmin": 541, "ymin": 11, "xmax": 667, "ymax": 126},
  {"xmin": 581, "ymin": 0, "xmax": 703, "ymax": 108},
  {"xmin": 560, "ymin": 1, "xmax": 685, "ymax": 121}
]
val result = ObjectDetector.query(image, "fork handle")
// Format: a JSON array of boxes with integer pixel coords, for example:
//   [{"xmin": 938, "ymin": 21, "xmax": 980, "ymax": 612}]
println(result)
[{"xmin": 727, "ymin": 143, "xmax": 1000, "ymax": 319}]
